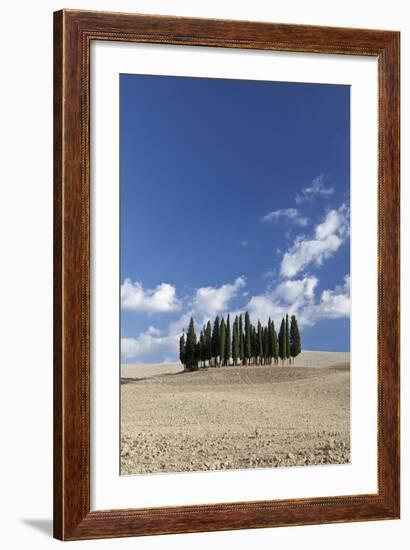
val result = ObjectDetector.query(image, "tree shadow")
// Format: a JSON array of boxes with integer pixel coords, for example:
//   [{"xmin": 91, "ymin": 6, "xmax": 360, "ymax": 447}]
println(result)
[
  {"xmin": 120, "ymin": 370, "xmax": 187, "ymax": 385},
  {"xmin": 21, "ymin": 518, "xmax": 53, "ymax": 537},
  {"xmin": 120, "ymin": 376, "xmax": 148, "ymax": 384}
]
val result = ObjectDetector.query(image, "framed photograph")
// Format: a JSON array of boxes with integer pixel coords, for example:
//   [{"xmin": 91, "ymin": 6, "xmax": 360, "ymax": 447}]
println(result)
[{"xmin": 54, "ymin": 9, "xmax": 400, "ymax": 540}]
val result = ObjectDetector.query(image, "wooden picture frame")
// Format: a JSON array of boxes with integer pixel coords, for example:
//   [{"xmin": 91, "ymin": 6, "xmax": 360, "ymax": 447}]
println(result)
[{"xmin": 53, "ymin": 9, "xmax": 400, "ymax": 541}]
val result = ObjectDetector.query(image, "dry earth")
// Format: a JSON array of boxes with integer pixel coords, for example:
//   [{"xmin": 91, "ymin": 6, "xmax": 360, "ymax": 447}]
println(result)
[{"xmin": 121, "ymin": 351, "xmax": 350, "ymax": 475}]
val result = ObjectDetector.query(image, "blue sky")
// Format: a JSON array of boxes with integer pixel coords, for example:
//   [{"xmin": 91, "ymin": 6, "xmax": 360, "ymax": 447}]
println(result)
[{"xmin": 120, "ymin": 74, "xmax": 350, "ymax": 363}]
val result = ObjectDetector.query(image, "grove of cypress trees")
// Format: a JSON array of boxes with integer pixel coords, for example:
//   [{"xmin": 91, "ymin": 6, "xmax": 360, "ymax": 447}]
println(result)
[
  {"xmin": 178, "ymin": 312, "xmax": 300, "ymax": 371},
  {"xmin": 290, "ymin": 315, "xmax": 302, "ymax": 364}
]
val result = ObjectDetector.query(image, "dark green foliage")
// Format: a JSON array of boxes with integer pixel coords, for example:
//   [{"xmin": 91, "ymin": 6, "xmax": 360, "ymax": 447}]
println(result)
[
  {"xmin": 195, "ymin": 341, "xmax": 201, "ymax": 364},
  {"xmin": 257, "ymin": 321, "xmax": 263, "ymax": 365},
  {"xmin": 278, "ymin": 317, "xmax": 286, "ymax": 364},
  {"xmin": 267, "ymin": 318, "xmax": 274, "ymax": 364},
  {"xmin": 232, "ymin": 316, "xmax": 239, "ymax": 366},
  {"xmin": 290, "ymin": 315, "xmax": 302, "ymax": 363},
  {"xmin": 200, "ymin": 328, "xmax": 206, "ymax": 367},
  {"xmin": 179, "ymin": 312, "xmax": 300, "ymax": 370},
  {"xmin": 219, "ymin": 318, "xmax": 226, "ymax": 367},
  {"xmin": 179, "ymin": 332, "xmax": 186, "ymax": 365},
  {"xmin": 285, "ymin": 313, "xmax": 290, "ymax": 364},
  {"xmin": 271, "ymin": 320, "xmax": 278, "ymax": 364},
  {"xmin": 239, "ymin": 314, "xmax": 244, "ymax": 365},
  {"xmin": 211, "ymin": 316, "xmax": 220, "ymax": 367},
  {"xmin": 244, "ymin": 312, "xmax": 252, "ymax": 365},
  {"xmin": 264, "ymin": 326, "xmax": 270, "ymax": 365},
  {"xmin": 205, "ymin": 321, "xmax": 212, "ymax": 365},
  {"xmin": 225, "ymin": 314, "xmax": 231, "ymax": 366},
  {"xmin": 251, "ymin": 325, "xmax": 257, "ymax": 363},
  {"xmin": 185, "ymin": 317, "xmax": 198, "ymax": 370}
]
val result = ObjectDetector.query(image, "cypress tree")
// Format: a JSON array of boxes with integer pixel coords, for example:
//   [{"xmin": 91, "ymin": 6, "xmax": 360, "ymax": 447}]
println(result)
[
  {"xmin": 273, "ymin": 321, "xmax": 278, "ymax": 364},
  {"xmin": 195, "ymin": 341, "xmax": 201, "ymax": 365},
  {"xmin": 205, "ymin": 321, "xmax": 212, "ymax": 367},
  {"xmin": 239, "ymin": 314, "xmax": 245, "ymax": 365},
  {"xmin": 232, "ymin": 316, "xmax": 239, "ymax": 366},
  {"xmin": 268, "ymin": 318, "xmax": 274, "ymax": 365},
  {"xmin": 211, "ymin": 316, "xmax": 220, "ymax": 367},
  {"xmin": 251, "ymin": 325, "xmax": 257, "ymax": 365},
  {"xmin": 244, "ymin": 312, "xmax": 252, "ymax": 365},
  {"xmin": 219, "ymin": 318, "xmax": 226, "ymax": 367},
  {"xmin": 278, "ymin": 317, "xmax": 286, "ymax": 365},
  {"xmin": 248, "ymin": 325, "xmax": 251, "ymax": 365},
  {"xmin": 290, "ymin": 315, "xmax": 302, "ymax": 364},
  {"xmin": 236, "ymin": 316, "xmax": 240, "ymax": 364},
  {"xmin": 285, "ymin": 313, "xmax": 290, "ymax": 364},
  {"xmin": 264, "ymin": 325, "xmax": 270, "ymax": 365},
  {"xmin": 225, "ymin": 314, "xmax": 231, "ymax": 366},
  {"xmin": 179, "ymin": 331, "xmax": 186, "ymax": 366},
  {"xmin": 257, "ymin": 321, "xmax": 263, "ymax": 365},
  {"xmin": 200, "ymin": 328, "xmax": 206, "ymax": 367},
  {"xmin": 185, "ymin": 317, "xmax": 198, "ymax": 370}
]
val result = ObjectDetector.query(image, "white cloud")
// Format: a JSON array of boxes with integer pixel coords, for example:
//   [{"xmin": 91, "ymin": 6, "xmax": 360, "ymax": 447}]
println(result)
[
  {"xmin": 146, "ymin": 325, "xmax": 161, "ymax": 336},
  {"xmin": 192, "ymin": 276, "xmax": 246, "ymax": 317},
  {"xmin": 262, "ymin": 208, "xmax": 308, "ymax": 226},
  {"xmin": 272, "ymin": 277, "xmax": 318, "ymax": 304},
  {"xmin": 167, "ymin": 311, "xmax": 194, "ymax": 336},
  {"xmin": 296, "ymin": 175, "xmax": 334, "ymax": 204},
  {"xmin": 121, "ymin": 330, "xmax": 180, "ymax": 362},
  {"xmin": 245, "ymin": 275, "xmax": 350, "ymax": 328},
  {"xmin": 121, "ymin": 337, "xmax": 141, "ymax": 361},
  {"xmin": 121, "ymin": 279, "xmax": 181, "ymax": 313},
  {"xmin": 246, "ymin": 276, "xmax": 317, "ymax": 325},
  {"xmin": 281, "ymin": 235, "xmax": 341, "ymax": 278},
  {"xmin": 302, "ymin": 275, "xmax": 350, "ymax": 324},
  {"xmin": 280, "ymin": 204, "xmax": 349, "ymax": 278},
  {"xmin": 246, "ymin": 295, "xmax": 286, "ymax": 326},
  {"xmin": 315, "ymin": 208, "xmax": 346, "ymax": 240}
]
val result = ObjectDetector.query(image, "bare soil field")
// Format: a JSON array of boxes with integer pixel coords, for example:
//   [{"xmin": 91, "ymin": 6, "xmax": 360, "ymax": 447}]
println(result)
[{"xmin": 121, "ymin": 351, "xmax": 350, "ymax": 475}]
